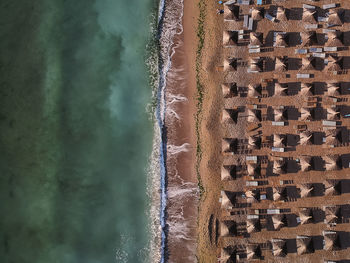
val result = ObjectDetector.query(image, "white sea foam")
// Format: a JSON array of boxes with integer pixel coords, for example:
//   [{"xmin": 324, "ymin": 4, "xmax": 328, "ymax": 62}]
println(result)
[{"xmin": 147, "ymin": 0, "xmax": 198, "ymax": 262}]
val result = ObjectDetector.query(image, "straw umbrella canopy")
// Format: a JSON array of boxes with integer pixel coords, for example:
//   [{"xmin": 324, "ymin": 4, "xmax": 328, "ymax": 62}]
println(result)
[
  {"xmin": 220, "ymin": 220, "xmax": 237, "ymax": 237},
  {"xmin": 224, "ymin": 58, "xmax": 237, "ymax": 71},
  {"xmin": 222, "ymin": 139, "xmax": 232, "ymax": 153},
  {"xmin": 273, "ymin": 134, "xmax": 284, "ymax": 148},
  {"xmin": 325, "ymin": 55, "xmax": 341, "ymax": 71},
  {"xmin": 325, "ymin": 206, "xmax": 338, "ymax": 224},
  {"xmin": 223, "ymin": 31, "xmax": 238, "ymax": 46},
  {"xmin": 273, "ymin": 161, "xmax": 283, "ymax": 174},
  {"xmin": 301, "ymin": 31, "xmax": 315, "ymax": 46},
  {"xmin": 246, "ymin": 244, "xmax": 259, "ymax": 260},
  {"xmin": 247, "ymin": 163, "xmax": 257, "ymax": 176},
  {"xmin": 222, "ymin": 109, "xmax": 233, "ymax": 123},
  {"xmin": 326, "ymin": 31, "xmax": 343, "ymax": 47},
  {"xmin": 297, "ymin": 236, "xmax": 311, "ymax": 255},
  {"xmin": 248, "ymin": 136, "xmax": 258, "ymax": 149},
  {"xmin": 324, "ymin": 180, "xmax": 336, "ymax": 196},
  {"xmin": 324, "ymin": 155, "xmax": 338, "ymax": 171},
  {"xmin": 299, "ymin": 108, "xmax": 311, "ymax": 121},
  {"xmin": 251, "ymin": 8, "xmax": 263, "ymax": 20},
  {"xmin": 247, "ymin": 84, "xmax": 261, "ymax": 97},
  {"xmin": 300, "ymin": 83, "xmax": 312, "ymax": 96},
  {"xmin": 302, "ymin": 8, "xmax": 317, "ymax": 24},
  {"xmin": 328, "ymin": 10, "xmax": 342, "ymax": 25},
  {"xmin": 274, "ymin": 83, "xmax": 287, "ymax": 96},
  {"xmin": 246, "ymin": 219, "xmax": 259, "ymax": 234},
  {"xmin": 220, "ymin": 248, "xmax": 233, "ymax": 263},
  {"xmin": 326, "ymin": 82, "xmax": 340, "ymax": 96},
  {"xmin": 272, "ymin": 215, "xmax": 284, "ymax": 230},
  {"xmin": 245, "ymin": 190, "xmax": 257, "ymax": 203},
  {"xmin": 325, "ymin": 129, "xmax": 338, "ymax": 145},
  {"xmin": 250, "ymin": 32, "xmax": 263, "ymax": 46},
  {"xmin": 272, "ymin": 187, "xmax": 282, "ymax": 200},
  {"xmin": 225, "ymin": 4, "xmax": 239, "ymax": 21},
  {"xmin": 222, "ymin": 83, "xmax": 235, "ymax": 98},
  {"xmin": 327, "ymin": 107, "xmax": 339, "ymax": 120},
  {"xmin": 221, "ymin": 191, "xmax": 234, "ymax": 208},
  {"xmin": 274, "ymin": 109, "xmax": 284, "ymax": 121},
  {"xmin": 275, "ymin": 57, "xmax": 286, "ymax": 72},
  {"xmin": 324, "ymin": 232, "xmax": 337, "ymax": 251},
  {"xmin": 248, "ymin": 57, "xmax": 262, "ymax": 72},
  {"xmin": 221, "ymin": 166, "xmax": 232, "ymax": 181},
  {"xmin": 276, "ymin": 6, "xmax": 288, "ymax": 21},
  {"xmin": 275, "ymin": 34, "xmax": 287, "ymax": 47},
  {"xmin": 272, "ymin": 239, "xmax": 286, "ymax": 257},
  {"xmin": 299, "ymin": 156, "xmax": 311, "ymax": 171},
  {"xmin": 300, "ymin": 131, "xmax": 312, "ymax": 145},
  {"xmin": 247, "ymin": 109, "xmax": 259, "ymax": 123},
  {"xmin": 299, "ymin": 210, "xmax": 312, "ymax": 225},
  {"xmin": 301, "ymin": 57, "xmax": 314, "ymax": 70},
  {"xmin": 299, "ymin": 184, "xmax": 313, "ymax": 198}
]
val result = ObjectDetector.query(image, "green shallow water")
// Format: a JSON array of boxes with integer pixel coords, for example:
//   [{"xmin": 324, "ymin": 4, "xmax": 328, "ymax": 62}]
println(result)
[{"xmin": 0, "ymin": 1, "xmax": 155, "ymax": 262}]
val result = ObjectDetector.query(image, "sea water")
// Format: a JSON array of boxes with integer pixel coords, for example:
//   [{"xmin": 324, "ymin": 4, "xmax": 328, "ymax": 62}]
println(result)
[{"xmin": 0, "ymin": 0, "xmax": 156, "ymax": 262}]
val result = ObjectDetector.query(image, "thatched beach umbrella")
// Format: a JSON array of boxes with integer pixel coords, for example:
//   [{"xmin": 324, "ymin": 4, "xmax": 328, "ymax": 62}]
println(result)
[
  {"xmin": 299, "ymin": 210, "xmax": 312, "ymax": 225},
  {"xmin": 220, "ymin": 220, "xmax": 237, "ymax": 237},
  {"xmin": 250, "ymin": 32, "xmax": 263, "ymax": 46},
  {"xmin": 297, "ymin": 236, "xmax": 311, "ymax": 255},
  {"xmin": 274, "ymin": 83, "xmax": 287, "ymax": 96},
  {"xmin": 299, "ymin": 156, "xmax": 311, "ymax": 171},
  {"xmin": 222, "ymin": 139, "xmax": 233, "ymax": 153},
  {"xmin": 326, "ymin": 31, "xmax": 343, "ymax": 47},
  {"xmin": 248, "ymin": 57, "xmax": 262, "ymax": 72},
  {"xmin": 224, "ymin": 58, "xmax": 237, "ymax": 71},
  {"xmin": 223, "ymin": 31, "xmax": 238, "ymax": 46},
  {"xmin": 323, "ymin": 231, "xmax": 337, "ymax": 251},
  {"xmin": 247, "ymin": 163, "xmax": 257, "ymax": 176},
  {"xmin": 324, "ymin": 180, "xmax": 336, "ymax": 196},
  {"xmin": 276, "ymin": 6, "xmax": 288, "ymax": 21},
  {"xmin": 301, "ymin": 57, "xmax": 314, "ymax": 70},
  {"xmin": 247, "ymin": 84, "xmax": 261, "ymax": 97},
  {"xmin": 272, "ymin": 215, "xmax": 284, "ymax": 230},
  {"xmin": 327, "ymin": 107, "xmax": 339, "ymax": 120},
  {"xmin": 300, "ymin": 131, "xmax": 312, "ymax": 145},
  {"xmin": 273, "ymin": 161, "xmax": 284, "ymax": 174},
  {"xmin": 302, "ymin": 8, "xmax": 317, "ymax": 24},
  {"xmin": 248, "ymin": 136, "xmax": 258, "ymax": 149},
  {"xmin": 246, "ymin": 244, "xmax": 259, "ymax": 260},
  {"xmin": 221, "ymin": 166, "xmax": 232, "ymax": 181},
  {"xmin": 328, "ymin": 10, "xmax": 342, "ymax": 25},
  {"xmin": 300, "ymin": 108, "xmax": 311, "ymax": 121},
  {"xmin": 275, "ymin": 57, "xmax": 286, "ymax": 72},
  {"xmin": 275, "ymin": 34, "xmax": 287, "ymax": 47},
  {"xmin": 326, "ymin": 82, "xmax": 340, "ymax": 96},
  {"xmin": 300, "ymin": 83, "xmax": 312, "ymax": 96},
  {"xmin": 325, "ymin": 55, "xmax": 341, "ymax": 71},
  {"xmin": 274, "ymin": 109, "xmax": 284, "ymax": 121},
  {"xmin": 245, "ymin": 190, "xmax": 257, "ymax": 203},
  {"xmin": 324, "ymin": 155, "xmax": 338, "ymax": 170},
  {"xmin": 222, "ymin": 109, "xmax": 238, "ymax": 123},
  {"xmin": 325, "ymin": 206, "xmax": 338, "ymax": 224},
  {"xmin": 301, "ymin": 31, "xmax": 316, "ymax": 46},
  {"xmin": 251, "ymin": 8, "xmax": 263, "ymax": 20},
  {"xmin": 220, "ymin": 247, "xmax": 233, "ymax": 263},
  {"xmin": 221, "ymin": 191, "xmax": 234, "ymax": 208},
  {"xmin": 273, "ymin": 187, "xmax": 282, "ymax": 200},
  {"xmin": 247, "ymin": 109, "xmax": 259, "ymax": 123},
  {"xmin": 299, "ymin": 184, "xmax": 313, "ymax": 198},
  {"xmin": 325, "ymin": 129, "xmax": 338, "ymax": 145},
  {"xmin": 273, "ymin": 134, "xmax": 284, "ymax": 148},
  {"xmin": 224, "ymin": 4, "xmax": 240, "ymax": 21},
  {"xmin": 272, "ymin": 239, "xmax": 286, "ymax": 257},
  {"xmin": 246, "ymin": 219, "xmax": 259, "ymax": 233}
]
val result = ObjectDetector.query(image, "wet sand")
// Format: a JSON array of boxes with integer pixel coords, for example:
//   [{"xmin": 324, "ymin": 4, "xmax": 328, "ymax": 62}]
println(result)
[{"xmin": 164, "ymin": 0, "xmax": 199, "ymax": 262}]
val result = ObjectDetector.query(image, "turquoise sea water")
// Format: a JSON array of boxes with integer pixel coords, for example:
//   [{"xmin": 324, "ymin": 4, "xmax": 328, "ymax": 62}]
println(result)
[{"xmin": 0, "ymin": 1, "xmax": 155, "ymax": 262}]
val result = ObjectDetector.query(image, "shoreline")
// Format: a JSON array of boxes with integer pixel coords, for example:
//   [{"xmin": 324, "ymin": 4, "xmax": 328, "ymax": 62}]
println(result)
[{"xmin": 162, "ymin": 0, "xmax": 199, "ymax": 262}]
